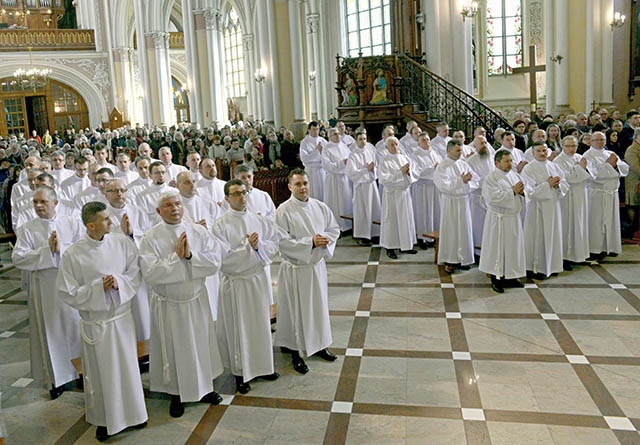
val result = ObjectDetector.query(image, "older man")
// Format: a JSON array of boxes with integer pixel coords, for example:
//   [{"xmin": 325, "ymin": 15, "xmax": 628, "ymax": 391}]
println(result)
[
  {"xmin": 379, "ymin": 136, "xmax": 417, "ymax": 259},
  {"xmin": 434, "ymin": 140, "xmax": 479, "ymax": 273},
  {"xmin": 213, "ymin": 179, "xmax": 281, "ymax": 394},
  {"xmin": 299, "ymin": 121, "xmax": 328, "ymax": 201},
  {"xmin": 467, "ymin": 135, "xmax": 495, "ymax": 253},
  {"xmin": 479, "ymin": 150, "xmax": 526, "ymax": 292},
  {"xmin": 322, "ymin": 128, "xmax": 353, "ymax": 232},
  {"xmin": 58, "ymin": 201, "xmax": 147, "ymax": 441},
  {"xmin": 521, "ymin": 143, "xmax": 569, "ymax": 279},
  {"xmin": 50, "ymin": 150, "xmax": 74, "ymax": 186},
  {"xmin": 553, "ymin": 136, "xmax": 592, "ymax": 269},
  {"xmin": 346, "ymin": 130, "xmax": 381, "ymax": 245},
  {"xmin": 275, "ymin": 169, "xmax": 340, "ymax": 374},
  {"xmin": 104, "ymin": 178, "xmax": 149, "ymax": 341},
  {"xmin": 12, "ymin": 186, "xmax": 83, "ymax": 399},
  {"xmin": 583, "ymin": 131, "xmax": 630, "ymax": 258},
  {"xmin": 410, "ymin": 132, "xmax": 442, "ymax": 249},
  {"xmin": 139, "ymin": 190, "xmax": 224, "ymax": 418}
]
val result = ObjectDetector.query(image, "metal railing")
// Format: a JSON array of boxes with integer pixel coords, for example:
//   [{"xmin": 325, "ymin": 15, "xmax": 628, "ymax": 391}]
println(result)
[
  {"xmin": 397, "ymin": 54, "xmax": 511, "ymax": 139},
  {"xmin": 0, "ymin": 29, "xmax": 94, "ymax": 50}
]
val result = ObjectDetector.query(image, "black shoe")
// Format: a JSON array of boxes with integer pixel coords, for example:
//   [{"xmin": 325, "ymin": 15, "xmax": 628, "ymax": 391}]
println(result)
[
  {"xmin": 76, "ymin": 376, "xmax": 84, "ymax": 390},
  {"xmin": 400, "ymin": 249, "xmax": 418, "ymax": 254},
  {"xmin": 505, "ymin": 279, "xmax": 524, "ymax": 288},
  {"xmin": 386, "ymin": 249, "xmax": 398, "ymax": 259},
  {"xmin": 292, "ymin": 355, "xmax": 309, "ymax": 374},
  {"xmin": 587, "ymin": 252, "xmax": 606, "ymax": 261},
  {"xmin": 356, "ymin": 238, "xmax": 372, "ymax": 246},
  {"xmin": 280, "ymin": 346, "xmax": 296, "ymax": 354},
  {"xmin": 235, "ymin": 376, "xmax": 251, "ymax": 394},
  {"xmin": 132, "ymin": 421, "xmax": 147, "ymax": 430},
  {"xmin": 50, "ymin": 384, "xmax": 65, "ymax": 400},
  {"xmin": 96, "ymin": 426, "xmax": 110, "ymax": 442},
  {"xmin": 315, "ymin": 348, "xmax": 337, "ymax": 362},
  {"xmin": 259, "ymin": 372, "xmax": 280, "ymax": 381},
  {"xmin": 607, "ymin": 252, "xmax": 619, "ymax": 257},
  {"xmin": 169, "ymin": 395, "xmax": 185, "ymax": 418},
  {"xmin": 458, "ymin": 264, "xmax": 471, "ymax": 270},
  {"xmin": 563, "ymin": 261, "xmax": 573, "ymax": 271},
  {"xmin": 200, "ymin": 391, "xmax": 223, "ymax": 405},
  {"xmin": 531, "ymin": 272, "xmax": 546, "ymax": 280},
  {"xmin": 417, "ymin": 239, "xmax": 428, "ymax": 250},
  {"xmin": 490, "ymin": 276, "xmax": 504, "ymax": 293}
]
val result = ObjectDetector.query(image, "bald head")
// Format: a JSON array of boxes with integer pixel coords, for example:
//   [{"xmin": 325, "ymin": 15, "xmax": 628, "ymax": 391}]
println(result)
[{"xmin": 176, "ymin": 171, "xmax": 197, "ymax": 198}]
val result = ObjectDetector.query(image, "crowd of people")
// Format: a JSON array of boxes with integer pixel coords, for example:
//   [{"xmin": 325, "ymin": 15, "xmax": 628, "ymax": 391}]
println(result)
[
  {"xmin": 6, "ymin": 120, "xmax": 342, "ymax": 441},
  {"xmin": 4, "ymin": 104, "xmax": 639, "ymax": 440}
]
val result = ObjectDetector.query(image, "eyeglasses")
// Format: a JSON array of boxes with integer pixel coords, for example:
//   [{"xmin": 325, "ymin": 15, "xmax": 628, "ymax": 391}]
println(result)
[{"xmin": 228, "ymin": 190, "xmax": 248, "ymax": 197}]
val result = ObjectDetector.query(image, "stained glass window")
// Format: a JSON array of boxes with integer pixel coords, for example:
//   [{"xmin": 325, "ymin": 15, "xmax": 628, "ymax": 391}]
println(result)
[
  {"xmin": 223, "ymin": 8, "xmax": 246, "ymax": 98},
  {"xmin": 486, "ymin": 0, "xmax": 523, "ymax": 75},
  {"xmin": 345, "ymin": 0, "xmax": 391, "ymax": 57}
]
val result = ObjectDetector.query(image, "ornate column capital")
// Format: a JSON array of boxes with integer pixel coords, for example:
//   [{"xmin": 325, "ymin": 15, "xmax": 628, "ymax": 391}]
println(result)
[
  {"xmin": 306, "ymin": 13, "xmax": 319, "ymax": 34},
  {"xmin": 204, "ymin": 8, "xmax": 223, "ymax": 31},
  {"xmin": 145, "ymin": 31, "xmax": 170, "ymax": 49},
  {"xmin": 243, "ymin": 34, "xmax": 254, "ymax": 52}
]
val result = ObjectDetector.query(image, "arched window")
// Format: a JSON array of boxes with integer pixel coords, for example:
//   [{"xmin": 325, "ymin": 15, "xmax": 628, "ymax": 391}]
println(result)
[
  {"xmin": 344, "ymin": 0, "xmax": 391, "ymax": 57},
  {"xmin": 223, "ymin": 8, "xmax": 246, "ymax": 98},
  {"xmin": 486, "ymin": 0, "xmax": 523, "ymax": 75}
]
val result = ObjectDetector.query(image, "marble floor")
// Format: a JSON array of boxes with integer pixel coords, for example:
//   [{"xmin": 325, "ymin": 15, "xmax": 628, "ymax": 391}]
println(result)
[{"xmin": 1, "ymin": 239, "xmax": 640, "ymax": 444}]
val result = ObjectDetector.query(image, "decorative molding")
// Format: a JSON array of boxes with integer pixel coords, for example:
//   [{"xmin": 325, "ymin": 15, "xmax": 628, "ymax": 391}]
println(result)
[
  {"xmin": 528, "ymin": 1, "xmax": 544, "ymax": 57},
  {"xmin": 306, "ymin": 13, "xmax": 319, "ymax": 34},
  {"xmin": 204, "ymin": 8, "xmax": 223, "ymax": 31},
  {"xmin": 145, "ymin": 31, "xmax": 170, "ymax": 50},
  {"xmin": 41, "ymin": 55, "xmax": 112, "ymax": 109},
  {"xmin": 169, "ymin": 52, "xmax": 186, "ymax": 66},
  {"xmin": 113, "ymin": 47, "xmax": 133, "ymax": 62},
  {"xmin": 243, "ymin": 34, "xmax": 254, "ymax": 52}
]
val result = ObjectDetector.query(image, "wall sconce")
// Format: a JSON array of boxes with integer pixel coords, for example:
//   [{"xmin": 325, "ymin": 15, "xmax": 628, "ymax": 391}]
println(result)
[
  {"xmin": 415, "ymin": 12, "xmax": 425, "ymax": 30},
  {"xmin": 461, "ymin": 1, "xmax": 478, "ymax": 22},
  {"xmin": 550, "ymin": 52, "xmax": 563, "ymax": 64},
  {"xmin": 610, "ymin": 12, "xmax": 625, "ymax": 30},
  {"xmin": 308, "ymin": 70, "xmax": 317, "ymax": 83},
  {"xmin": 254, "ymin": 68, "xmax": 266, "ymax": 83}
]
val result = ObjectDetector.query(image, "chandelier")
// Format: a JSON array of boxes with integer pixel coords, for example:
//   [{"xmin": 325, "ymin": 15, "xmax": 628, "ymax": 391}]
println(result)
[{"xmin": 12, "ymin": 47, "xmax": 51, "ymax": 91}]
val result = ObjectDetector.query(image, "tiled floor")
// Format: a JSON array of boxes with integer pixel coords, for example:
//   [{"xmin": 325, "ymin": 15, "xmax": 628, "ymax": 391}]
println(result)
[{"xmin": 1, "ymin": 239, "xmax": 640, "ymax": 444}]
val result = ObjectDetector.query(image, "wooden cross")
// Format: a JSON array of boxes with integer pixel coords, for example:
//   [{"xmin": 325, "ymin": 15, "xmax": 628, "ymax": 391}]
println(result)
[{"xmin": 512, "ymin": 45, "xmax": 546, "ymax": 113}]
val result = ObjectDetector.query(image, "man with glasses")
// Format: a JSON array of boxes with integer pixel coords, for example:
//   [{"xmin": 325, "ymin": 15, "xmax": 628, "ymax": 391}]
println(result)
[
  {"xmin": 105, "ymin": 178, "xmax": 149, "ymax": 342},
  {"xmin": 583, "ymin": 131, "xmax": 630, "ymax": 259},
  {"xmin": 213, "ymin": 179, "xmax": 281, "ymax": 394},
  {"xmin": 553, "ymin": 136, "xmax": 592, "ymax": 269}
]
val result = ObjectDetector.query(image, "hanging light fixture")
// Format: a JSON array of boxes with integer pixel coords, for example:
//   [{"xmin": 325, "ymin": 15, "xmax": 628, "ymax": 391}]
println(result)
[{"xmin": 12, "ymin": 47, "xmax": 51, "ymax": 91}]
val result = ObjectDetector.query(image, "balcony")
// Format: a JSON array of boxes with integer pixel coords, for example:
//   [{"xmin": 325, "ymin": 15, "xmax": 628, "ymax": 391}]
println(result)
[{"xmin": 0, "ymin": 29, "xmax": 95, "ymax": 51}]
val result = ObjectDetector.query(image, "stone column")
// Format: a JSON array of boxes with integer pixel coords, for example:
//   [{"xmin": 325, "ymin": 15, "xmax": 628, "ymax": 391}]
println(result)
[
  {"xmin": 133, "ymin": 0, "xmax": 151, "ymax": 125},
  {"xmin": 243, "ymin": 34, "xmax": 257, "ymax": 121},
  {"xmin": 145, "ymin": 31, "xmax": 174, "ymax": 125},
  {"xmin": 449, "ymin": 2, "xmax": 473, "ymax": 92},
  {"xmin": 584, "ymin": 0, "xmax": 595, "ymax": 111},
  {"xmin": 203, "ymin": 7, "xmax": 226, "ymax": 126},
  {"xmin": 288, "ymin": 0, "xmax": 307, "ymax": 124},
  {"xmin": 552, "ymin": 0, "xmax": 570, "ymax": 111},
  {"xmin": 305, "ymin": 12, "xmax": 320, "ymax": 120},
  {"xmin": 182, "ymin": 0, "xmax": 202, "ymax": 125},
  {"xmin": 112, "ymin": 47, "xmax": 136, "ymax": 122},
  {"xmin": 600, "ymin": 0, "xmax": 614, "ymax": 106},
  {"xmin": 265, "ymin": 0, "xmax": 281, "ymax": 126}
]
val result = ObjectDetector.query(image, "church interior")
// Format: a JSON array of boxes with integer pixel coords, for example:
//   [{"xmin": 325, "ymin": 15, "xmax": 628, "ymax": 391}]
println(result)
[{"xmin": 1, "ymin": 0, "xmax": 640, "ymax": 443}]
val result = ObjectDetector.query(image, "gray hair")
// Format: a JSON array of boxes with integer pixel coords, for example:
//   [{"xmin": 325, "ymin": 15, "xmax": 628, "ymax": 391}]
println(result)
[{"xmin": 156, "ymin": 189, "xmax": 181, "ymax": 208}]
